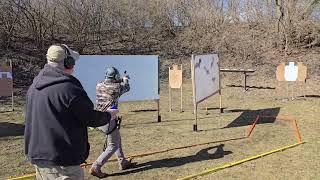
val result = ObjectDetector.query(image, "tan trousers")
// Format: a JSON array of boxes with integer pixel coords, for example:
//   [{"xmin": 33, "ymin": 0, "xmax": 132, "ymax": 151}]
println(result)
[{"xmin": 34, "ymin": 164, "xmax": 84, "ymax": 180}]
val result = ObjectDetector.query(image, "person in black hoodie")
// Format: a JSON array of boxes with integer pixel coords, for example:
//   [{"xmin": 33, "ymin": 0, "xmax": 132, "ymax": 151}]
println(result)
[{"xmin": 24, "ymin": 44, "xmax": 118, "ymax": 180}]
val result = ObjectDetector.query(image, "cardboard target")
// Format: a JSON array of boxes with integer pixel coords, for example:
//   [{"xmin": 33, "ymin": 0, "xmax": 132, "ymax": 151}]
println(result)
[
  {"xmin": 169, "ymin": 64, "xmax": 182, "ymax": 89},
  {"xmin": 0, "ymin": 62, "xmax": 13, "ymax": 96},
  {"xmin": 297, "ymin": 62, "xmax": 307, "ymax": 82},
  {"xmin": 276, "ymin": 63, "xmax": 285, "ymax": 81}
]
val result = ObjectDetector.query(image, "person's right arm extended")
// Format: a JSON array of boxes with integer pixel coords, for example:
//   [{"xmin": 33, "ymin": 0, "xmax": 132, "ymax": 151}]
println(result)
[{"xmin": 69, "ymin": 94, "xmax": 117, "ymax": 127}]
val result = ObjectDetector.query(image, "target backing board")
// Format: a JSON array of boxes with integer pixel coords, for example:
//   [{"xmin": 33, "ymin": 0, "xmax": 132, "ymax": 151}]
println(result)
[
  {"xmin": 276, "ymin": 62, "xmax": 307, "ymax": 82},
  {"xmin": 169, "ymin": 64, "xmax": 182, "ymax": 89},
  {"xmin": 191, "ymin": 54, "xmax": 220, "ymax": 104},
  {"xmin": 73, "ymin": 55, "xmax": 159, "ymax": 103}
]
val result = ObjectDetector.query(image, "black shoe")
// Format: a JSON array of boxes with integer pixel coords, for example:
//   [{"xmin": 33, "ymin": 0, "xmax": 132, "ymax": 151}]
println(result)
[
  {"xmin": 119, "ymin": 159, "xmax": 137, "ymax": 170},
  {"xmin": 89, "ymin": 167, "xmax": 108, "ymax": 178}
]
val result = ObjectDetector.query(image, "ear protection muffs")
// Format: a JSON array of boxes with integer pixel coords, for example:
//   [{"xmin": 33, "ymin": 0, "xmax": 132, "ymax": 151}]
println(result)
[
  {"xmin": 60, "ymin": 44, "xmax": 75, "ymax": 69},
  {"xmin": 113, "ymin": 67, "xmax": 121, "ymax": 81},
  {"xmin": 106, "ymin": 67, "xmax": 121, "ymax": 81}
]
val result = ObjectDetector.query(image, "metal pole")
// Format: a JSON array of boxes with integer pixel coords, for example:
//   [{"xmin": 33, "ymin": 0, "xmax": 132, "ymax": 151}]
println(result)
[{"xmin": 157, "ymin": 100, "xmax": 161, "ymax": 122}]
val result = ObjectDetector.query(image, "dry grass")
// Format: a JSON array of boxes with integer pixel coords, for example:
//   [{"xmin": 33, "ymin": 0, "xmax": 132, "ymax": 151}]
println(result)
[{"xmin": 0, "ymin": 77, "xmax": 319, "ymax": 180}]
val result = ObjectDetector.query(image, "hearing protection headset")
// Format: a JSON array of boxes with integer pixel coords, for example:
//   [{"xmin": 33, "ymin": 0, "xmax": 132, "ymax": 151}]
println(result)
[
  {"xmin": 60, "ymin": 44, "xmax": 75, "ymax": 69},
  {"xmin": 105, "ymin": 67, "xmax": 121, "ymax": 81}
]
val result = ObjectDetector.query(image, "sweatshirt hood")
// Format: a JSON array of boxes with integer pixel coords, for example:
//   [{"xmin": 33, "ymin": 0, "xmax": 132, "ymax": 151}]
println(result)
[{"xmin": 34, "ymin": 64, "xmax": 79, "ymax": 90}]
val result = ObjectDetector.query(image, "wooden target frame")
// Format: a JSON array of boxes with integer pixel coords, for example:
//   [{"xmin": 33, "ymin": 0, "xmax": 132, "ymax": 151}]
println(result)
[
  {"xmin": 168, "ymin": 64, "xmax": 183, "ymax": 112},
  {"xmin": 0, "ymin": 60, "xmax": 14, "ymax": 111},
  {"xmin": 275, "ymin": 62, "xmax": 307, "ymax": 100}
]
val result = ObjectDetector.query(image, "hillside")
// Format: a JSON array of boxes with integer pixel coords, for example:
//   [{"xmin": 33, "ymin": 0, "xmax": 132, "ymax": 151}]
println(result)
[{"xmin": 1, "ymin": 29, "xmax": 319, "ymax": 90}]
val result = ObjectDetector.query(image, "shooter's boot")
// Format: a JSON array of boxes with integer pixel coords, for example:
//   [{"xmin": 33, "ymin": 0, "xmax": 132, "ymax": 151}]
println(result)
[
  {"xmin": 89, "ymin": 167, "xmax": 108, "ymax": 178},
  {"xmin": 119, "ymin": 158, "xmax": 136, "ymax": 170}
]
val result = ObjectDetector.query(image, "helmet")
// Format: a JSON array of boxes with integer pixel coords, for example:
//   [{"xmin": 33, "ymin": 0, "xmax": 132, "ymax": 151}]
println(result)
[{"xmin": 105, "ymin": 67, "xmax": 120, "ymax": 81}]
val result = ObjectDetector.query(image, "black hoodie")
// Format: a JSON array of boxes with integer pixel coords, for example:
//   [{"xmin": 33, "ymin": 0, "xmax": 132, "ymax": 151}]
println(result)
[{"xmin": 25, "ymin": 64, "xmax": 111, "ymax": 166}]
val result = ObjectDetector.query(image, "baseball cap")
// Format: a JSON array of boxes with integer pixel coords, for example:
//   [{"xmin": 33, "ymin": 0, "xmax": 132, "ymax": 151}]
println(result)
[{"xmin": 46, "ymin": 44, "xmax": 80, "ymax": 63}]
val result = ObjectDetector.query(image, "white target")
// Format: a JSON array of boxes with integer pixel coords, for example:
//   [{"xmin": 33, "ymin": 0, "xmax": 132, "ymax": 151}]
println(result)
[{"xmin": 191, "ymin": 54, "xmax": 220, "ymax": 104}]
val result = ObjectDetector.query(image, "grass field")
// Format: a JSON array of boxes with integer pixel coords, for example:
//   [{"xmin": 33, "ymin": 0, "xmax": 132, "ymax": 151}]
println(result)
[{"xmin": 0, "ymin": 76, "xmax": 319, "ymax": 180}]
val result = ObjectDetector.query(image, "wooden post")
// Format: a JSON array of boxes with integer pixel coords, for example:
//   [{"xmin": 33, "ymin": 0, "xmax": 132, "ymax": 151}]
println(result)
[
  {"xmin": 286, "ymin": 81, "xmax": 290, "ymax": 100},
  {"xmin": 300, "ymin": 81, "xmax": 303, "ymax": 99},
  {"xmin": 157, "ymin": 99, "xmax": 161, "ymax": 122},
  {"xmin": 11, "ymin": 91, "xmax": 14, "ymax": 111},
  {"xmin": 168, "ymin": 84, "xmax": 172, "ymax": 112},
  {"xmin": 191, "ymin": 55, "xmax": 197, "ymax": 131},
  {"xmin": 205, "ymin": 104, "xmax": 208, "ymax": 115},
  {"xmin": 10, "ymin": 60, "xmax": 14, "ymax": 111},
  {"xmin": 219, "ymin": 90, "xmax": 223, "ymax": 113},
  {"xmin": 244, "ymin": 72, "xmax": 247, "ymax": 91},
  {"xmin": 157, "ymin": 56, "xmax": 160, "ymax": 122},
  {"xmin": 291, "ymin": 82, "xmax": 294, "ymax": 100},
  {"xmin": 303, "ymin": 80, "xmax": 306, "ymax": 99},
  {"xmin": 180, "ymin": 64, "xmax": 183, "ymax": 113},
  {"xmin": 205, "ymin": 98, "xmax": 209, "ymax": 115},
  {"xmin": 276, "ymin": 80, "xmax": 280, "ymax": 100},
  {"xmin": 193, "ymin": 103, "xmax": 198, "ymax": 131},
  {"xmin": 247, "ymin": 115, "xmax": 260, "ymax": 137},
  {"xmin": 298, "ymin": 76, "xmax": 307, "ymax": 100},
  {"xmin": 218, "ymin": 60, "xmax": 223, "ymax": 113},
  {"xmin": 168, "ymin": 67, "xmax": 171, "ymax": 111},
  {"xmin": 293, "ymin": 119, "xmax": 302, "ymax": 143},
  {"xmin": 180, "ymin": 80, "xmax": 183, "ymax": 113}
]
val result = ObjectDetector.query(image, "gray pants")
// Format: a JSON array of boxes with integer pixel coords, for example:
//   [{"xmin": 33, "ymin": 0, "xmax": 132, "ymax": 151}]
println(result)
[
  {"xmin": 92, "ymin": 128, "xmax": 128, "ymax": 170},
  {"xmin": 34, "ymin": 164, "xmax": 83, "ymax": 180}
]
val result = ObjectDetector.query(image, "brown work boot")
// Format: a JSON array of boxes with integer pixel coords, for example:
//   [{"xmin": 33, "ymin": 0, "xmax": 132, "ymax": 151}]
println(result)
[
  {"xmin": 119, "ymin": 159, "xmax": 136, "ymax": 170},
  {"xmin": 89, "ymin": 167, "xmax": 108, "ymax": 178}
]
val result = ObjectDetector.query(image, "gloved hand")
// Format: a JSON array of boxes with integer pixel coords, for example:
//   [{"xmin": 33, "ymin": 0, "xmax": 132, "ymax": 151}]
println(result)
[
  {"xmin": 106, "ymin": 108, "xmax": 119, "ymax": 120},
  {"xmin": 122, "ymin": 75, "xmax": 130, "ymax": 84}
]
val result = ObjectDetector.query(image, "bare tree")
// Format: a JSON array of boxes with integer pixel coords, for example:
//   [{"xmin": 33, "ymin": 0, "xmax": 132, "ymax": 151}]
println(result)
[{"xmin": 0, "ymin": 0, "xmax": 21, "ymax": 49}]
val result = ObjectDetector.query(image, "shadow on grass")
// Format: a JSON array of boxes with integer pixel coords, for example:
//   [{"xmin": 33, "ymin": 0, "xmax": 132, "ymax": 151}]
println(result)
[
  {"xmin": 0, "ymin": 122, "xmax": 24, "ymax": 137},
  {"xmin": 123, "ymin": 115, "xmax": 231, "ymax": 128},
  {"xmin": 226, "ymin": 84, "xmax": 275, "ymax": 90},
  {"xmin": 200, "ymin": 107, "xmax": 228, "ymax": 111},
  {"xmin": 130, "ymin": 109, "xmax": 158, "ymax": 112},
  {"xmin": 108, "ymin": 144, "xmax": 232, "ymax": 177},
  {"xmin": 0, "ymin": 109, "xmax": 14, "ymax": 113},
  {"xmin": 0, "ymin": 97, "xmax": 14, "ymax": 112},
  {"xmin": 224, "ymin": 107, "xmax": 280, "ymax": 128},
  {"xmin": 297, "ymin": 95, "xmax": 320, "ymax": 98},
  {"xmin": 224, "ymin": 109, "xmax": 251, "ymax": 113}
]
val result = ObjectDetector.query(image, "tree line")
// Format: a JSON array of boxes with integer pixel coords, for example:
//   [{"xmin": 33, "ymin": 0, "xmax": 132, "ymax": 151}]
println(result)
[{"xmin": 0, "ymin": 0, "xmax": 319, "ymax": 84}]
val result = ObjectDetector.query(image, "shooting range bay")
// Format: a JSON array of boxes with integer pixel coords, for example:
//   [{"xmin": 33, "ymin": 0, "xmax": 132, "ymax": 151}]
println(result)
[
  {"xmin": 73, "ymin": 55, "xmax": 159, "ymax": 103},
  {"xmin": 2, "ymin": 1, "xmax": 320, "ymax": 178}
]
